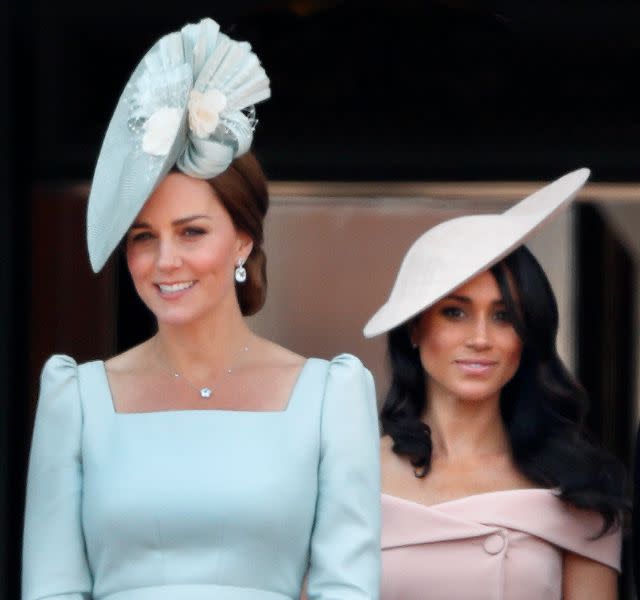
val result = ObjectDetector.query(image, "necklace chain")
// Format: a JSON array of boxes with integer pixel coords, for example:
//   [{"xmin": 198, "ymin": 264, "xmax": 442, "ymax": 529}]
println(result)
[{"xmin": 157, "ymin": 340, "xmax": 250, "ymax": 399}]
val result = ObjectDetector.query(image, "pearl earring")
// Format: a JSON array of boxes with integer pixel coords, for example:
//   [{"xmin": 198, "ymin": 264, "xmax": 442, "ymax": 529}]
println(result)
[{"xmin": 235, "ymin": 258, "xmax": 247, "ymax": 283}]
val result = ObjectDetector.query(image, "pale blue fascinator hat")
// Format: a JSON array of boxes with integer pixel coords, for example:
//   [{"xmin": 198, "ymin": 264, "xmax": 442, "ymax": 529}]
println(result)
[{"xmin": 86, "ymin": 18, "xmax": 270, "ymax": 272}]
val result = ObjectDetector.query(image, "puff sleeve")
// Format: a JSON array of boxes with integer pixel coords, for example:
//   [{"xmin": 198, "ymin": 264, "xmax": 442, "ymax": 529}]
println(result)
[
  {"xmin": 22, "ymin": 355, "xmax": 93, "ymax": 600},
  {"xmin": 306, "ymin": 354, "xmax": 381, "ymax": 600}
]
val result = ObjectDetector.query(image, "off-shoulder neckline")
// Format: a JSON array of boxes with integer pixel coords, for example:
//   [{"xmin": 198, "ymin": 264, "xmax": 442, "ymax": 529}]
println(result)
[
  {"xmin": 97, "ymin": 358, "xmax": 313, "ymax": 416},
  {"xmin": 382, "ymin": 488, "xmax": 559, "ymax": 510}
]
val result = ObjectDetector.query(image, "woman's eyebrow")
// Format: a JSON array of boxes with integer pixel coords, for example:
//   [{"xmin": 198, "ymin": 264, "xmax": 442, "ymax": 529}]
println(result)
[
  {"xmin": 444, "ymin": 294, "xmax": 471, "ymax": 303},
  {"xmin": 129, "ymin": 221, "xmax": 150, "ymax": 230},
  {"xmin": 129, "ymin": 215, "xmax": 212, "ymax": 229},
  {"xmin": 444, "ymin": 294, "xmax": 506, "ymax": 305},
  {"xmin": 172, "ymin": 215, "xmax": 212, "ymax": 225}
]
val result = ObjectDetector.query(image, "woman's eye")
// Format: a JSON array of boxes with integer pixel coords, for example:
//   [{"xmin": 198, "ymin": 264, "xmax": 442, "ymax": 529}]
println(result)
[
  {"xmin": 182, "ymin": 227, "xmax": 206, "ymax": 237},
  {"xmin": 441, "ymin": 306, "xmax": 465, "ymax": 319},
  {"xmin": 494, "ymin": 310, "xmax": 512, "ymax": 323},
  {"xmin": 129, "ymin": 231, "xmax": 153, "ymax": 242}
]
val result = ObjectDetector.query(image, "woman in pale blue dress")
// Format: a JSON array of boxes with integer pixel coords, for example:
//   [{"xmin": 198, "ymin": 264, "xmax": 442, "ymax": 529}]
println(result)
[{"xmin": 22, "ymin": 18, "xmax": 380, "ymax": 600}]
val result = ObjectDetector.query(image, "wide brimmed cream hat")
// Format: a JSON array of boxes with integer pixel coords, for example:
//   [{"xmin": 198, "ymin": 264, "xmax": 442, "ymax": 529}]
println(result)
[{"xmin": 363, "ymin": 168, "xmax": 590, "ymax": 338}]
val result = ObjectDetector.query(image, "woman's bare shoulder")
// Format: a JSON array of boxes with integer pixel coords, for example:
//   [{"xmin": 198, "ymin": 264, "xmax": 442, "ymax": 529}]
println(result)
[
  {"xmin": 380, "ymin": 434, "xmax": 407, "ymax": 469},
  {"xmin": 380, "ymin": 434, "xmax": 418, "ymax": 495}
]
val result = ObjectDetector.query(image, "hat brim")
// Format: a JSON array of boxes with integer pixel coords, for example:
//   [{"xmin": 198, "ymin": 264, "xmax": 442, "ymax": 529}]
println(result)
[
  {"xmin": 362, "ymin": 168, "xmax": 590, "ymax": 338},
  {"xmin": 86, "ymin": 50, "xmax": 191, "ymax": 273}
]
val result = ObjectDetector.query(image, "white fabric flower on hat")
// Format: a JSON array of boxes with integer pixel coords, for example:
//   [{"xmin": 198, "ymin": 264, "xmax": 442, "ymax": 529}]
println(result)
[
  {"xmin": 188, "ymin": 89, "xmax": 228, "ymax": 138},
  {"xmin": 142, "ymin": 106, "xmax": 182, "ymax": 156}
]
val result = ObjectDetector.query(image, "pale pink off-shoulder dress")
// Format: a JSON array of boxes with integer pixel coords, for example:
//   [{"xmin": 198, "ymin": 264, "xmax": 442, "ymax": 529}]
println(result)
[{"xmin": 381, "ymin": 489, "xmax": 621, "ymax": 600}]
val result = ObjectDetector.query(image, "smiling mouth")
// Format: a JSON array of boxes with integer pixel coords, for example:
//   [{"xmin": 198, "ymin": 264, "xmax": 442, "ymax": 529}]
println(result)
[{"xmin": 156, "ymin": 281, "xmax": 196, "ymax": 294}]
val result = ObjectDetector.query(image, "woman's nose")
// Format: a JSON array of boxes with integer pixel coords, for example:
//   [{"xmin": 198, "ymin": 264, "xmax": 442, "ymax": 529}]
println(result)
[
  {"xmin": 465, "ymin": 317, "xmax": 492, "ymax": 350},
  {"xmin": 156, "ymin": 239, "xmax": 182, "ymax": 271}
]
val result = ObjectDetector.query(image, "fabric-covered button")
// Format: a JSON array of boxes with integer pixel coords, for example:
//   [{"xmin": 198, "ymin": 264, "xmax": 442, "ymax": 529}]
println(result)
[{"xmin": 483, "ymin": 532, "xmax": 505, "ymax": 554}]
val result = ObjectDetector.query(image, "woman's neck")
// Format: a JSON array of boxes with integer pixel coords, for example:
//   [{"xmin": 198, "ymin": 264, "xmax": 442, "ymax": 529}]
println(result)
[
  {"xmin": 153, "ymin": 301, "xmax": 253, "ymax": 378},
  {"xmin": 423, "ymin": 388, "xmax": 510, "ymax": 462}
]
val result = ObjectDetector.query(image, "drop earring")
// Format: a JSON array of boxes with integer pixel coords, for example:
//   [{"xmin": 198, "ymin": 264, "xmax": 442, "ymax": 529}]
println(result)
[
  {"xmin": 235, "ymin": 258, "xmax": 247, "ymax": 283},
  {"xmin": 409, "ymin": 330, "xmax": 419, "ymax": 349}
]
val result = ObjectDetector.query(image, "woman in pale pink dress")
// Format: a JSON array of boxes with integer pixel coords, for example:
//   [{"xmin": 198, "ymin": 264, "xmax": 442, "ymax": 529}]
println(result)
[{"xmin": 363, "ymin": 169, "xmax": 626, "ymax": 600}]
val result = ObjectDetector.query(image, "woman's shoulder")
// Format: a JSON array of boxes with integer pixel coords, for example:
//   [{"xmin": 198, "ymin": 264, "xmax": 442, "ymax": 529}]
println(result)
[
  {"xmin": 37, "ymin": 355, "xmax": 81, "ymax": 407},
  {"xmin": 313, "ymin": 353, "xmax": 377, "ymax": 424},
  {"xmin": 307, "ymin": 352, "xmax": 371, "ymax": 376},
  {"xmin": 252, "ymin": 337, "xmax": 306, "ymax": 368},
  {"xmin": 40, "ymin": 353, "xmax": 102, "ymax": 389},
  {"xmin": 259, "ymin": 336, "xmax": 368, "ymax": 369},
  {"xmin": 36, "ymin": 354, "xmax": 88, "ymax": 423},
  {"xmin": 380, "ymin": 434, "xmax": 400, "ymax": 469},
  {"xmin": 380, "ymin": 434, "xmax": 407, "ymax": 473},
  {"xmin": 42, "ymin": 338, "xmax": 153, "ymax": 378},
  {"xmin": 41, "ymin": 353, "xmax": 80, "ymax": 374},
  {"xmin": 313, "ymin": 354, "xmax": 375, "ymax": 398},
  {"xmin": 486, "ymin": 490, "xmax": 623, "ymax": 571},
  {"xmin": 248, "ymin": 340, "xmax": 370, "ymax": 379},
  {"xmin": 103, "ymin": 340, "xmax": 153, "ymax": 376},
  {"xmin": 41, "ymin": 344, "xmax": 155, "ymax": 407},
  {"xmin": 381, "ymin": 487, "xmax": 621, "ymax": 567}
]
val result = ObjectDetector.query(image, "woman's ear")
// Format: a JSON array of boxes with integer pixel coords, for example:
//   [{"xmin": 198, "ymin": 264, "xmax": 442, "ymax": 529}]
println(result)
[
  {"xmin": 236, "ymin": 230, "xmax": 254, "ymax": 260},
  {"xmin": 409, "ymin": 315, "xmax": 422, "ymax": 349}
]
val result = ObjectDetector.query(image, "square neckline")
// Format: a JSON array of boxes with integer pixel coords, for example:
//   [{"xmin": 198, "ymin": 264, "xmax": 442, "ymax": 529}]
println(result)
[{"xmin": 99, "ymin": 358, "xmax": 313, "ymax": 416}]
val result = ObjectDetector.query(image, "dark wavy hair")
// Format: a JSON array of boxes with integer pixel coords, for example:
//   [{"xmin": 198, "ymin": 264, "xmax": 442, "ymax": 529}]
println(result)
[{"xmin": 381, "ymin": 245, "xmax": 626, "ymax": 534}]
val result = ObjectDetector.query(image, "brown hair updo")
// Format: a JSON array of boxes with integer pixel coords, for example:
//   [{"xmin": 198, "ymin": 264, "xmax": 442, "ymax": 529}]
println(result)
[{"xmin": 207, "ymin": 152, "xmax": 269, "ymax": 316}]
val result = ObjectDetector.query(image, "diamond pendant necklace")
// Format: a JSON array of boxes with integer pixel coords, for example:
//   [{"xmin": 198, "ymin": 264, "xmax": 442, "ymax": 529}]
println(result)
[{"xmin": 158, "ymin": 340, "xmax": 250, "ymax": 399}]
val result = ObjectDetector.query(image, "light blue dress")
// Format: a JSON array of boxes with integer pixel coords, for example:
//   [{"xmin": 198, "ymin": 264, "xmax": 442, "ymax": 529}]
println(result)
[{"xmin": 22, "ymin": 353, "xmax": 381, "ymax": 600}]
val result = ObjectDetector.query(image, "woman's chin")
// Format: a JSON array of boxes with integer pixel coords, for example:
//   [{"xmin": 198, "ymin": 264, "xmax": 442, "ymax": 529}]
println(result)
[
  {"xmin": 453, "ymin": 385, "xmax": 502, "ymax": 404},
  {"xmin": 152, "ymin": 307, "xmax": 204, "ymax": 328}
]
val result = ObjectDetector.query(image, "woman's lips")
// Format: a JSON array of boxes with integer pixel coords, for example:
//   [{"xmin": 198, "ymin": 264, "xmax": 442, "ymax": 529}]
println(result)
[
  {"xmin": 454, "ymin": 359, "xmax": 498, "ymax": 375},
  {"xmin": 155, "ymin": 280, "xmax": 197, "ymax": 299}
]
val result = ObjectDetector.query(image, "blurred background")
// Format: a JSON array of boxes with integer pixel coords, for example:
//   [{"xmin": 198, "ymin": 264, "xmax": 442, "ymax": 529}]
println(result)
[{"xmin": 2, "ymin": 0, "xmax": 640, "ymax": 597}]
